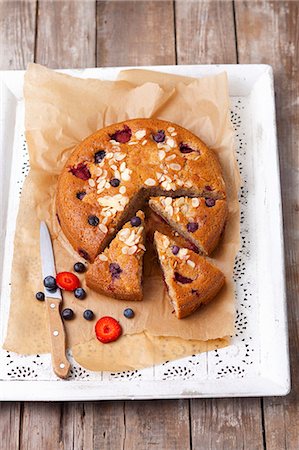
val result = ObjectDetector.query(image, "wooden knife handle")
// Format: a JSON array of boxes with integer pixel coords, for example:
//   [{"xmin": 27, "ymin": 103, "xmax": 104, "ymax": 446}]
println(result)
[{"xmin": 45, "ymin": 298, "xmax": 70, "ymax": 379}]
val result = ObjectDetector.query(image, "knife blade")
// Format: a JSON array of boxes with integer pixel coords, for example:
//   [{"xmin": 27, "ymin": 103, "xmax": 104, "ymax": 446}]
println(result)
[
  {"xmin": 40, "ymin": 221, "xmax": 62, "ymax": 300},
  {"xmin": 40, "ymin": 221, "xmax": 70, "ymax": 379}
]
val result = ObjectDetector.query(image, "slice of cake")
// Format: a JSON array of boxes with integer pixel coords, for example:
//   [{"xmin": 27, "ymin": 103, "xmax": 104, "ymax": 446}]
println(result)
[
  {"xmin": 154, "ymin": 231, "xmax": 225, "ymax": 319},
  {"xmin": 86, "ymin": 211, "xmax": 146, "ymax": 300},
  {"xmin": 149, "ymin": 196, "xmax": 227, "ymax": 255}
]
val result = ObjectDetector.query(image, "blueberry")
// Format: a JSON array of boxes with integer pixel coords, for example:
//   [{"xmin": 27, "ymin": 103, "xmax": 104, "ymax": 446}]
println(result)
[
  {"xmin": 187, "ymin": 222, "xmax": 199, "ymax": 233},
  {"xmin": 187, "ymin": 242, "xmax": 200, "ymax": 253},
  {"xmin": 43, "ymin": 276, "xmax": 57, "ymax": 290},
  {"xmin": 205, "ymin": 198, "xmax": 216, "ymax": 207},
  {"xmin": 62, "ymin": 308, "xmax": 74, "ymax": 320},
  {"xmin": 35, "ymin": 291, "xmax": 45, "ymax": 301},
  {"xmin": 74, "ymin": 287, "xmax": 86, "ymax": 300},
  {"xmin": 76, "ymin": 191, "xmax": 86, "ymax": 200},
  {"xmin": 74, "ymin": 262, "xmax": 86, "ymax": 273},
  {"xmin": 46, "ymin": 287, "xmax": 57, "ymax": 294},
  {"xmin": 174, "ymin": 272, "xmax": 193, "ymax": 284},
  {"xmin": 152, "ymin": 130, "xmax": 165, "ymax": 143},
  {"xmin": 78, "ymin": 248, "xmax": 90, "ymax": 261},
  {"xmin": 83, "ymin": 309, "xmax": 94, "ymax": 321},
  {"xmin": 109, "ymin": 262, "xmax": 122, "ymax": 279},
  {"xmin": 110, "ymin": 178, "xmax": 120, "ymax": 187},
  {"xmin": 130, "ymin": 216, "xmax": 141, "ymax": 227},
  {"xmin": 171, "ymin": 245, "xmax": 180, "ymax": 255},
  {"xmin": 179, "ymin": 143, "xmax": 196, "ymax": 154},
  {"xmin": 88, "ymin": 215, "xmax": 99, "ymax": 226},
  {"xmin": 124, "ymin": 308, "xmax": 135, "ymax": 319},
  {"xmin": 94, "ymin": 150, "xmax": 106, "ymax": 164}
]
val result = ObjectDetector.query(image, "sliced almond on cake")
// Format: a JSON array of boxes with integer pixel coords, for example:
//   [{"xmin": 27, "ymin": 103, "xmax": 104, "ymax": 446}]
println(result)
[
  {"xmin": 86, "ymin": 211, "xmax": 146, "ymax": 300},
  {"xmin": 154, "ymin": 231, "xmax": 225, "ymax": 319},
  {"xmin": 149, "ymin": 196, "xmax": 228, "ymax": 255}
]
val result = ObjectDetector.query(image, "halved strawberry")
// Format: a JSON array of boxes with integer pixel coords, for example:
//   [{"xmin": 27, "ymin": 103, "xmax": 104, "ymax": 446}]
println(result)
[
  {"xmin": 56, "ymin": 272, "xmax": 80, "ymax": 291},
  {"xmin": 95, "ymin": 316, "xmax": 122, "ymax": 344}
]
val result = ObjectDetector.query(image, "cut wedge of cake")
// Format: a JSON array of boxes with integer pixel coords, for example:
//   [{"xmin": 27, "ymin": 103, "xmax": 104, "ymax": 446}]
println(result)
[
  {"xmin": 149, "ymin": 196, "xmax": 228, "ymax": 255},
  {"xmin": 154, "ymin": 231, "xmax": 225, "ymax": 319},
  {"xmin": 86, "ymin": 211, "xmax": 146, "ymax": 300}
]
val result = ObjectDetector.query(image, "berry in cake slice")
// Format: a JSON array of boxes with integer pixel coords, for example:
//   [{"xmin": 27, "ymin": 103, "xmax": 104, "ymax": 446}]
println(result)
[
  {"xmin": 154, "ymin": 231, "xmax": 225, "ymax": 319},
  {"xmin": 149, "ymin": 196, "xmax": 228, "ymax": 255},
  {"xmin": 86, "ymin": 211, "xmax": 146, "ymax": 300},
  {"xmin": 144, "ymin": 205, "xmax": 200, "ymax": 253}
]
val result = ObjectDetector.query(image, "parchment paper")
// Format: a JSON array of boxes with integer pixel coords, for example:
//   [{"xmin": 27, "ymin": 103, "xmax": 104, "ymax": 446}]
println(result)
[{"xmin": 3, "ymin": 64, "xmax": 240, "ymax": 371}]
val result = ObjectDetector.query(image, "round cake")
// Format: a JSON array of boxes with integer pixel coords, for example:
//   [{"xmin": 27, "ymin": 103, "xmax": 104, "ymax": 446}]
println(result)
[{"xmin": 56, "ymin": 118, "xmax": 226, "ymax": 262}]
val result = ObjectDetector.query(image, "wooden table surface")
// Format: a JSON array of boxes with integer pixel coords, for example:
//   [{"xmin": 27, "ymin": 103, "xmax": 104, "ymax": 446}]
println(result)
[{"xmin": 0, "ymin": 1, "xmax": 298, "ymax": 449}]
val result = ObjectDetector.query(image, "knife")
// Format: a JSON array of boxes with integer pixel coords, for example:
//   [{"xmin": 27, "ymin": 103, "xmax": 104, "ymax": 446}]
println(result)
[{"xmin": 40, "ymin": 221, "xmax": 70, "ymax": 379}]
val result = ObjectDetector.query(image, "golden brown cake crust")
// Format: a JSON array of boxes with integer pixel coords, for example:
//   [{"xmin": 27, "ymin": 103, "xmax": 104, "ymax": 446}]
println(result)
[
  {"xmin": 154, "ymin": 231, "xmax": 225, "ymax": 319},
  {"xmin": 56, "ymin": 118, "xmax": 226, "ymax": 262},
  {"xmin": 149, "ymin": 196, "xmax": 228, "ymax": 255},
  {"xmin": 85, "ymin": 211, "xmax": 146, "ymax": 301}
]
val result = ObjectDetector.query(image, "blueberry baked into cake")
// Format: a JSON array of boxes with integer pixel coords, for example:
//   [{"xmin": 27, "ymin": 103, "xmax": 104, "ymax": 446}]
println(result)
[{"xmin": 56, "ymin": 118, "xmax": 228, "ymax": 318}]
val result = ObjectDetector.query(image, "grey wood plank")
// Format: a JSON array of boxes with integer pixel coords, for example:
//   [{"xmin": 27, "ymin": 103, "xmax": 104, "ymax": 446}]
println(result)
[
  {"xmin": 0, "ymin": 0, "xmax": 37, "ymax": 69},
  {"xmin": 190, "ymin": 398, "xmax": 264, "ymax": 450},
  {"xmin": 123, "ymin": 400, "xmax": 190, "ymax": 450},
  {"xmin": 96, "ymin": 0, "xmax": 176, "ymax": 66},
  {"xmin": 92, "ymin": 402, "xmax": 126, "ymax": 450},
  {"xmin": 175, "ymin": 0, "xmax": 236, "ymax": 64},
  {"xmin": 55, "ymin": 401, "xmax": 126, "ymax": 450},
  {"xmin": 175, "ymin": 2, "xmax": 265, "ymax": 449},
  {"xmin": 20, "ymin": 403, "xmax": 61, "ymax": 450},
  {"xmin": 36, "ymin": 0, "xmax": 96, "ymax": 68},
  {"xmin": 61, "ymin": 402, "xmax": 93, "ymax": 450},
  {"xmin": 235, "ymin": 2, "xmax": 299, "ymax": 449},
  {"xmin": 0, "ymin": 402, "xmax": 21, "ymax": 450}
]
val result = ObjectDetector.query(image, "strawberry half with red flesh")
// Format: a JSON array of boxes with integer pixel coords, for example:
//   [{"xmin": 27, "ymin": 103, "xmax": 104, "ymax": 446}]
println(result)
[
  {"xmin": 95, "ymin": 316, "xmax": 122, "ymax": 343},
  {"xmin": 56, "ymin": 272, "xmax": 80, "ymax": 291}
]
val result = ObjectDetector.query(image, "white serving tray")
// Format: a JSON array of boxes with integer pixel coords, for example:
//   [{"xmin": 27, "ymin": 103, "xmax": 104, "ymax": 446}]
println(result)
[{"xmin": 0, "ymin": 65, "xmax": 290, "ymax": 401}]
